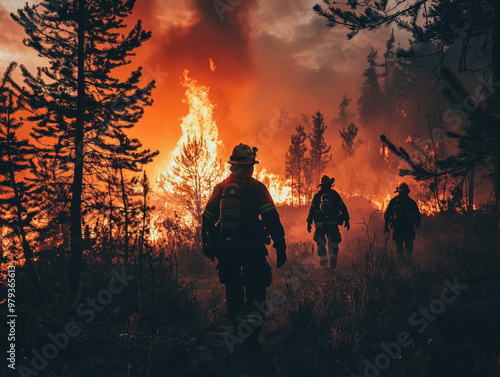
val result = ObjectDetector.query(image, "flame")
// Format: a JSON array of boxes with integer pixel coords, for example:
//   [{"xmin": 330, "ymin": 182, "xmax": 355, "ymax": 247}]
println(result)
[
  {"xmin": 401, "ymin": 109, "xmax": 407, "ymax": 118},
  {"xmin": 157, "ymin": 70, "xmax": 291, "ymax": 229},
  {"xmin": 405, "ymin": 135, "xmax": 412, "ymax": 143},
  {"xmin": 209, "ymin": 58, "xmax": 216, "ymax": 72},
  {"xmin": 254, "ymin": 167, "xmax": 292, "ymax": 205}
]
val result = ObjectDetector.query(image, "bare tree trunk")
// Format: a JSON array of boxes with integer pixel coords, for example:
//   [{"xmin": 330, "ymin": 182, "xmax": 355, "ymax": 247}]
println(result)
[
  {"xmin": 468, "ymin": 167, "xmax": 474, "ymax": 212},
  {"xmin": 493, "ymin": 1, "xmax": 500, "ymax": 213},
  {"xmin": 69, "ymin": 0, "xmax": 86, "ymax": 293},
  {"xmin": 119, "ymin": 167, "xmax": 130, "ymax": 265}
]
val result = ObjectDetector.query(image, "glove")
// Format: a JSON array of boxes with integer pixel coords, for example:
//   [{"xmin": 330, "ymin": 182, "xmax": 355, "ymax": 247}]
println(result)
[
  {"xmin": 384, "ymin": 223, "xmax": 390, "ymax": 233},
  {"xmin": 307, "ymin": 222, "xmax": 312, "ymax": 233},
  {"xmin": 274, "ymin": 239, "xmax": 287, "ymax": 268},
  {"xmin": 202, "ymin": 243, "xmax": 215, "ymax": 262},
  {"xmin": 276, "ymin": 248, "xmax": 287, "ymax": 268},
  {"xmin": 344, "ymin": 219, "xmax": 350, "ymax": 231}
]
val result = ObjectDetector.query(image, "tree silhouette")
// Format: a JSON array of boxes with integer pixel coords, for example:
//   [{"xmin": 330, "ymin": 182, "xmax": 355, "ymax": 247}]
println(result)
[
  {"xmin": 12, "ymin": 0, "xmax": 157, "ymax": 291},
  {"xmin": 0, "ymin": 63, "xmax": 43, "ymax": 299},
  {"xmin": 334, "ymin": 93, "xmax": 355, "ymax": 127},
  {"xmin": 308, "ymin": 111, "xmax": 332, "ymax": 184},
  {"xmin": 285, "ymin": 125, "xmax": 309, "ymax": 206},
  {"xmin": 314, "ymin": 0, "xmax": 499, "ymax": 84},
  {"xmin": 339, "ymin": 122, "xmax": 359, "ymax": 158},
  {"xmin": 358, "ymin": 48, "xmax": 384, "ymax": 128}
]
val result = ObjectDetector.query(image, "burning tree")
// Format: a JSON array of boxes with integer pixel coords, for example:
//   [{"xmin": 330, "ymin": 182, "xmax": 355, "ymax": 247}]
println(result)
[
  {"xmin": 159, "ymin": 137, "xmax": 221, "ymax": 238},
  {"xmin": 12, "ymin": 0, "xmax": 157, "ymax": 291}
]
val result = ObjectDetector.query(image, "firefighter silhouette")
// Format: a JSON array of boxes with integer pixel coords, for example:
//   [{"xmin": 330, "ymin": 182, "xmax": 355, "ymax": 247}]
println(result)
[
  {"xmin": 202, "ymin": 143, "xmax": 287, "ymax": 356},
  {"xmin": 384, "ymin": 182, "xmax": 421, "ymax": 263},
  {"xmin": 307, "ymin": 175, "xmax": 350, "ymax": 269}
]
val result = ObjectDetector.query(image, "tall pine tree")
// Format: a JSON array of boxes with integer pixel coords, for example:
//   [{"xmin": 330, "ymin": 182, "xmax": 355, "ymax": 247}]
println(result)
[
  {"xmin": 308, "ymin": 111, "xmax": 332, "ymax": 184},
  {"xmin": 285, "ymin": 125, "xmax": 309, "ymax": 206},
  {"xmin": 12, "ymin": 0, "xmax": 158, "ymax": 291},
  {"xmin": 358, "ymin": 48, "xmax": 384, "ymax": 128},
  {"xmin": 0, "ymin": 63, "xmax": 43, "ymax": 299}
]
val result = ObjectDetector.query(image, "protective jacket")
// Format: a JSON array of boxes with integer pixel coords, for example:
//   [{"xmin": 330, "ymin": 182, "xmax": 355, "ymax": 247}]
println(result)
[
  {"xmin": 307, "ymin": 187, "xmax": 350, "ymax": 228},
  {"xmin": 202, "ymin": 173, "xmax": 286, "ymax": 261},
  {"xmin": 384, "ymin": 195, "xmax": 421, "ymax": 240}
]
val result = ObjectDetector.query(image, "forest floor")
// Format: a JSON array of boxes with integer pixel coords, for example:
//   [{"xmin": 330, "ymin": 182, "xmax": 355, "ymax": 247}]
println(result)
[{"xmin": 2, "ymin": 210, "xmax": 500, "ymax": 377}]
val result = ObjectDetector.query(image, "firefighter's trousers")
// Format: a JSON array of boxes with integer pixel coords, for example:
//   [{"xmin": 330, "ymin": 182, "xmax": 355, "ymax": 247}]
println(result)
[
  {"xmin": 392, "ymin": 226, "xmax": 415, "ymax": 262},
  {"xmin": 314, "ymin": 224, "xmax": 342, "ymax": 268},
  {"xmin": 216, "ymin": 248, "xmax": 272, "ymax": 344}
]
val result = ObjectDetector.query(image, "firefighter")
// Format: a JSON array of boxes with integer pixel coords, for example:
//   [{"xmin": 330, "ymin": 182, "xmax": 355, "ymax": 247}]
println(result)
[
  {"xmin": 384, "ymin": 182, "xmax": 421, "ymax": 263},
  {"xmin": 202, "ymin": 143, "xmax": 287, "ymax": 356},
  {"xmin": 306, "ymin": 175, "xmax": 350, "ymax": 269}
]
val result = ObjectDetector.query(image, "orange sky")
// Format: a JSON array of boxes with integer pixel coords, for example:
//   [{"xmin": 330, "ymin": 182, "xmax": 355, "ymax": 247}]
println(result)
[{"xmin": 0, "ymin": 0, "xmax": 395, "ymax": 179}]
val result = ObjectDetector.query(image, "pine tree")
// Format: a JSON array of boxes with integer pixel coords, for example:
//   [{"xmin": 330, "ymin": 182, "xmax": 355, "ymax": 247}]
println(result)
[
  {"xmin": 12, "ymin": 0, "xmax": 158, "ymax": 291},
  {"xmin": 285, "ymin": 125, "xmax": 309, "ymax": 206},
  {"xmin": 314, "ymin": 0, "xmax": 498, "ymax": 83},
  {"xmin": 358, "ymin": 48, "xmax": 384, "ymax": 128},
  {"xmin": 334, "ymin": 93, "xmax": 355, "ymax": 127},
  {"xmin": 308, "ymin": 111, "xmax": 332, "ymax": 184},
  {"xmin": 0, "ymin": 63, "xmax": 43, "ymax": 299},
  {"xmin": 339, "ymin": 122, "xmax": 359, "ymax": 157}
]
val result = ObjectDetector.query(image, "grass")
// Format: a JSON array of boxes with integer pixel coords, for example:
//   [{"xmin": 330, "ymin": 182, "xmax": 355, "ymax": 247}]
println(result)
[{"xmin": 1, "ymin": 212, "xmax": 499, "ymax": 377}]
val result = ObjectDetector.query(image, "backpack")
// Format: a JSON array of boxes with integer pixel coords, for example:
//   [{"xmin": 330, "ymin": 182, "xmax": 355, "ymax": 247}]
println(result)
[
  {"xmin": 391, "ymin": 198, "xmax": 414, "ymax": 227},
  {"xmin": 320, "ymin": 193, "xmax": 333, "ymax": 219},
  {"xmin": 219, "ymin": 183, "xmax": 241, "ymax": 233}
]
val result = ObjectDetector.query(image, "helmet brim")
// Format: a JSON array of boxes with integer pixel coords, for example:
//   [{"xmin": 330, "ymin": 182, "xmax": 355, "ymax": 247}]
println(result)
[
  {"xmin": 227, "ymin": 160, "xmax": 259, "ymax": 165},
  {"xmin": 395, "ymin": 189, "xmax": 410, "ymax": 193}
]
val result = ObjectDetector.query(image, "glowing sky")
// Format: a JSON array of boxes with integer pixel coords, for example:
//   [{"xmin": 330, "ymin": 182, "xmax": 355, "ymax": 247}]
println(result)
[{"xmin": 0, "ymin": 0, "xmax": 395, "ymax": 176}]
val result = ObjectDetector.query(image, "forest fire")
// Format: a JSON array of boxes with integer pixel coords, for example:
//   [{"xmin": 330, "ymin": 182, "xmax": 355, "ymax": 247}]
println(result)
[
  {"xmin": 157, "ymin": 70, "xmax": 292, "ymax": 223},
  {"xmin": 2, "ymin": 1, "xmax": 499, "ymax": 376},
  {"xmin": 156, "ymin": 71, "xmax": 441, "ymax": 226}
]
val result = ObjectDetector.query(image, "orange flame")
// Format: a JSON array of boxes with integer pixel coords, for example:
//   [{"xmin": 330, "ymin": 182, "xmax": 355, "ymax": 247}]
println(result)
[{"xmin": 158, "ymin": 70, "xmax": 291, "ymax": 224}]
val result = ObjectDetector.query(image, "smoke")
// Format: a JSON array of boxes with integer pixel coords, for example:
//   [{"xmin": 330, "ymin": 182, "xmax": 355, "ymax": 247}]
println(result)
[{"xmin": 125, "ymin": 0, "xmax": 394, "ymax": 177}]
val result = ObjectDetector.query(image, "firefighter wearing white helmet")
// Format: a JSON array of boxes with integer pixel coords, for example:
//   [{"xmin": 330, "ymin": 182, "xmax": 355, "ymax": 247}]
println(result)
[
  {"xmin": 306, "ymin": 175, "xmax": 350, "ymax": 269},
  {"xmin": 384, "ymin": 182, "xmax": 421, "ymax": 263},
  {"xmin": 201, "ymin": 143, "xmax": 286, "ymax": 356}
]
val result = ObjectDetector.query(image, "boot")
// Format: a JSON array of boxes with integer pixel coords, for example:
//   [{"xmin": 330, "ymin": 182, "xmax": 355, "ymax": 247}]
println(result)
[
  {"xmin": 330, "ymin": 255, "xmax": 337, "ymax": 269},
  {"xmin": 243, "ymin": 337, "xmax": 263, "ymax": 357}
]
